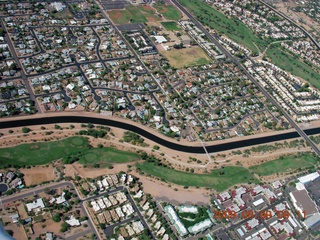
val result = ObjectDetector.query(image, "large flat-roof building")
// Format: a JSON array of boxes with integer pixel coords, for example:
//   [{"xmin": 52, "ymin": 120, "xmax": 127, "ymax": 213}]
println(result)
[{"xmin": 290, "ymin": 189, "xmax": 318, "ymax": 217}]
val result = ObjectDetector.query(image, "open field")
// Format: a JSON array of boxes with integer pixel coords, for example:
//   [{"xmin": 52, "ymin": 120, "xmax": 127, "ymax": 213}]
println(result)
[
  {"xmin": 266, "ymin": 46, "xmax": 320, "ymax": 88},
  {"xmin": 136, "ymin": 162, "xmax": 259, "ymax": 192},
  {"xmin": 161, "ymin": 46, "xmax": 211, "ymax": 68},
  {"xmin": 154, "ymin": 4, "xmax": 182, "ymax": 20},
  {"xmin": 178, "ymin": 0, "xmax": 268, "ymax": 55},
  {"xmin": 53, "ymin": 8, "xmax": 73, "ymax": 19},
  {"xmin": 161, "ymin": 21, "xmax": 181, "ymax": 31},
  {"xmin": 78, "ymin": 147, "xmax": 140, "ymax": 166},
  {"xmin": 0, "ymin": 136, "xmax": 140, "ymax": 168},
  {"xmin": 108, "ymin": 6, "xmax": 160, "ymax": 24},
  {"xmin": 21, "ymin": 165, "xmax": 56, "ymax": 186},
  {"xmin": 249, "ymin": 152, "xmax": 319, "ymax": 176},
  {"xmin": 108, "ymin": 10, "xmax": 131, "ymax": 25}
]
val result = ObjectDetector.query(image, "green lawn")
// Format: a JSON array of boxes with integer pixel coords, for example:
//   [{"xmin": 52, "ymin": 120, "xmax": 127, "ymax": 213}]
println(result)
[
  {"xmin": 155, "ymin": 5, "xmax": 182, "ymax": 20},
  {"xmin": 126, "ymin": 6, "xmax": 148, "ymax": 24},
  {"xmin": 78, "ymin": 148, "xmax": 140, "ymax": 166},
  {"xmin": 249, "ymin": 153, "xmax": 319, "ymax": 176},
  {"xmin": 0, "ymin": 137, "xmax": 139, "ymax": 168},
  {"xmin": 136, "ymin": 162, "xmax": 259, "ymax": 191},
  {"xmin": 178, "ymin": 0, "xmax": 269, "ymax": 55},
  {"xmin": 161, "ymin": 21, "xmax": 181, "ymax": 31},
  {"xmin": 266, "ymin": 46, "xmax": 320, "ymax": 88}
]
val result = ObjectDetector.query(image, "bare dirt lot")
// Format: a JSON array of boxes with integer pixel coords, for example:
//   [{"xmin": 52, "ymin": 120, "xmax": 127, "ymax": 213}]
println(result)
[
  {"xmin": 136, "ymin": 172, "xmax": 211, "ymax": 205},
  {"xmin": 31, "ymin": 219, "xmax": 62, "ymax": 239},
  {"xmin": 4, "ymin": 223, "xmax": 26, "ymax": 240},
  {"xmin": 160, "ymin": 46, "xmax": 211, "ymax": 68},
  {"xmin": 21, "ymin": 165, "xmax": 57, "ymax": 186}
]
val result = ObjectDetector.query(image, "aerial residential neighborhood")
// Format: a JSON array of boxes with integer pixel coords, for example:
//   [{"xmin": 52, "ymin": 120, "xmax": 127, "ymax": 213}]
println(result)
[{"xmin": 0, "ymin": 0, "xmax": 320, "ymax": 239}]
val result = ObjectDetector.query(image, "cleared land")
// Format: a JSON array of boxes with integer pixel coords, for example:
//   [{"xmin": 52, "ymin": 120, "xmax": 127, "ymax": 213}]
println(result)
[
  {"xmin": 161, "ymin": 21, "xmax": 181, "ymax": 31},
  {"xmin": 161, "ymin": 46, "xmax": 211, "ymax": 68},
  {"xmin": 266, "ymin": 46, "xmax": 320, "ymax": 88},
  {"xmin": 136, "ymin": 162, "xmax": 259, "ymax": 191},
  {"xmin": 154, "ymin": 4, "xmax": 182, "ymax": 20},
  {"xmin": 21, "ymin": 165, "xmax": 56, "ymax": 186},
  {"xmin": 178, "ymin": 0, "xmax": 269, "ymax": 55},
  {"xmin": 0, "ymin": 137, "xmax": 140, "ymax": 167},
  {"xmin": 249, "ymin": 152, "xmax": 318, "ymax": 176}
]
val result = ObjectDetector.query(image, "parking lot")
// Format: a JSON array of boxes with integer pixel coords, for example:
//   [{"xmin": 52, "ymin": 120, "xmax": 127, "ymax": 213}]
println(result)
[
  {"xmin": 118, "ymin": 23, "xmax": 146, "ymax": 31},
  {"xmin": 306, "ymin": 178, "xmax": 320, "ymax": 205},
  {"xmin": 100, "ymin": 0, "xmax": 129, "ymax": 10}
]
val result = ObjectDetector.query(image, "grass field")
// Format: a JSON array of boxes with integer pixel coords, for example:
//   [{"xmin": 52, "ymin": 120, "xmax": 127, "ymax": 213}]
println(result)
[
  {"xmin": 108, "ymin": 6, "xmax": 160, "ymax": 24},
  {"xmin": 108, "ymin": 10, "xmax": 131, "ymax": 25},
  {"xmin": 78, "ymin": 148, "xmax": 140, "ymax": 166},
  {"xmin": 266, "ymin": 46, "xmax": 320, "ymax": 88},
  {"xmin": 0, "ymin": 137, "xmax": 139, "ymax": 168},
  {"xmin": 249, "ymin": 153, "xmax": 318, "ymax": 176},
  {"xmin": 179, "ymin": 0, "xmax": 268, "ymax": 55},
  {"xmin": 136, "ymin": 162, "xmax": 259, "ymax": 191},
  {"xmin": 155, "ymin": 4, "xmax": 182, "ymax": 20},
  {"xmin": 161, "ymin": 21, "xmax": 181, "ymax": 31},
  {"xmin": 161, "ymin": 46, "xmax": 211, "ymax": 68}
]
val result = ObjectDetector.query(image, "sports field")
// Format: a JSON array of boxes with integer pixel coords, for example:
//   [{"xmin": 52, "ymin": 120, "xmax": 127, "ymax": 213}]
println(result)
[
  {"xmin": 161, "ymin": 46, "xmax": 211, "ymax": 68},
  {"xmin": 0, "ymin": 137, "xmax": 139, "ymax": 168},
  {"xmin": 154, "ymin": 4, "xmax": 182, "ymax": 20},
  {"xmin": 108, "ymin": 6, "xmax": 160, "ymax": 24}
]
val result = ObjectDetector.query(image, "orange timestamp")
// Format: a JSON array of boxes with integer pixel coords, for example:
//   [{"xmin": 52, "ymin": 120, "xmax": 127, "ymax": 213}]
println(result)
[{"xmin": 213, "ymin": 209, "xmax": 306, "ymax": 220}]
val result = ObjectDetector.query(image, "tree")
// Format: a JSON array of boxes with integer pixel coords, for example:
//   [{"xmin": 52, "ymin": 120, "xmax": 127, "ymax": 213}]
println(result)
[
  {"xmin": 60, "ymin": 222, "xmax": 69, "ymax": 232},
  {"xmin": 99, "ymin": 223, "xmax": 106, "ymax": 229},
  {"xmin": 75, "ymin": 175, "xmax": 81, "ymax": 181},
  {"xmin": 6, "ymin": 230, "xmax": 13, "ymax": 236},
  {"xmin": 22, "ymin": 127, "xmax": 31, "ymax": 133},
  {"xmin": 52, "ymin": 213, "xmax": 61, "ymax": 222},
  {"xmin": 44, "ymin": 188, "xmax": 52, "ymax": 195},
  {"xmin": 18, "ymin": 219, "xmax": 25, "ymax": 225}
]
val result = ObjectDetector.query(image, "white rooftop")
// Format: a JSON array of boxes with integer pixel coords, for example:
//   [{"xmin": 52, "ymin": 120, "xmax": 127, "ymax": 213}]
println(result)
[
  {"xmin": 298, "ymin": 172, "xmax": 319, "ymax": 184},
  {"xmin": 26, "ymin": 198, "xmax": 45, "ymax": 212}
]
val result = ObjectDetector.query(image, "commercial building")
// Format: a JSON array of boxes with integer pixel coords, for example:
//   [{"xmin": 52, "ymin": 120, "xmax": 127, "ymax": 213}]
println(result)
[{"xmin": 290, "ymin": 190, "xmax": 318, "ymax": 217}]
